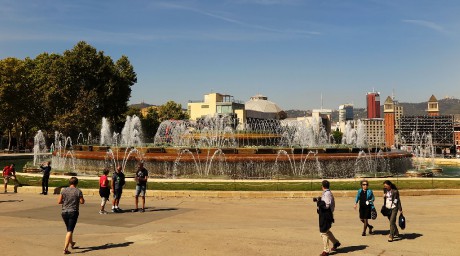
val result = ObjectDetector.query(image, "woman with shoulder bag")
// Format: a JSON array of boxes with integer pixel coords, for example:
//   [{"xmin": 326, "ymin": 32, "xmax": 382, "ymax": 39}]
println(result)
[
  {"xmin": 383, "ymin": 180, "xmax": 403, "ymax": 242},
  {"xmin": 354, "ymin": 179, "xmax": 375, "ymax": 236}
]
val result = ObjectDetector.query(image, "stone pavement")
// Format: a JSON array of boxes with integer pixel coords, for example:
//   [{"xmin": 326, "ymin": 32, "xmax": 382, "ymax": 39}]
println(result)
[{"xmin": 1, "ymin": 192, "xmax": 460, "ymax": 256}]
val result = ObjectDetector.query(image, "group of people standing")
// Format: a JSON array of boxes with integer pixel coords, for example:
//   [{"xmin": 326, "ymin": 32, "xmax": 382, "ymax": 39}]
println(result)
[
  {"xmin": 98, "ymin": 162, "xmax": 149, "ymax": 214},
  {"xmin": 58, "ymin": 162, "xmax": 149, "ymax": 254},
  {"xmin": 316, "ymin": 179, "xmax": 403, "ymax": 256}
]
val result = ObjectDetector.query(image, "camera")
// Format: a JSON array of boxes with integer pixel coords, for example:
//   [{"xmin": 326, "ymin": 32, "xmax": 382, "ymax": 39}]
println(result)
[{"xmin": 313, "ymin": 197, "xmax": 321, "ymax": 202}]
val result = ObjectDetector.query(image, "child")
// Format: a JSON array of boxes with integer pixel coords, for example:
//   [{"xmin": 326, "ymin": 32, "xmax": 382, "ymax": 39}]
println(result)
[{"xmin": 99, "ymin": 168, "xmax": 110, "ymax": 214}]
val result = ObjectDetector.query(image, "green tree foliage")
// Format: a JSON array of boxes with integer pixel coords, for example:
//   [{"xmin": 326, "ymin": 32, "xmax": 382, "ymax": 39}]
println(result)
[
  {"xmin": 0, "ymin": 41, "xmax": 137, "ymax": 149},
  {"xmin": 331, "ymin": 129, "xmax": 343, "ymax": 144},
  {"xmin": 141, "ymin": 107, "xmax": 161, "ymax": 143},
  {"xmin": 157, "ymin": 101, "xmax": 189, "ymax": 122}
]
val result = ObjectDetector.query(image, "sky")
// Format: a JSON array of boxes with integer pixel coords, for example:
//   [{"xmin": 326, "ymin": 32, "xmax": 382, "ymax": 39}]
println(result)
[{"xmin": 1, "ymin": 0, "xmax": 460, "ymax": 110}]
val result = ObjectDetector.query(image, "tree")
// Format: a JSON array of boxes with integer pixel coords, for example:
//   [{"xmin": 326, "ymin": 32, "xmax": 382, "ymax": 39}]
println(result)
[
  {"xmin": 0, "ymin": 57, "xmax": 35, "ymax": 150},
  {"xmin": 157, "ymin": 101, "xmax": 189, "ymax": 122},
  {"xmin": 1, "ymin": 41, "xmax": 137, "ymax": 148},
  {"xmin": 331, "ymin": 129, "xmax": 343, "ymax": 144},
  {"xmin": 141, "ymin": 107, "xmax": 161, "ymax": 143},
  {"xmin": 50, "ymin": 41, "xmax": 136, "ymax": 138}
]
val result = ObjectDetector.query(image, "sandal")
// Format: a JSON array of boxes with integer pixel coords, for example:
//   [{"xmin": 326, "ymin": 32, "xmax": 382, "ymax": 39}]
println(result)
[{"xmin": 63, "ymin": 249, "xmax": 71, "ymax": 254}]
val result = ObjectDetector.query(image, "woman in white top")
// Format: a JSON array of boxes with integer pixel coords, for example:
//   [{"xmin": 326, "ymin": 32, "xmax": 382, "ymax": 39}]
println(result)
[{"xmin": 383, "ymin": 180, "xmax": 403, "ymax": 242}]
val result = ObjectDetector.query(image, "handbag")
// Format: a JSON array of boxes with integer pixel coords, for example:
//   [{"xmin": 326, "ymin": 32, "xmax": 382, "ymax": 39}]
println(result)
[
  {"xmin": 381, "ymin": 192, "xmax": 394, "ymax": 217},
  {"xmin": 371, "ymin": 207, "xmax": 378, "ymax": 220},
  {"xmin": 398, "ymin": 214, "xmax": 406, "ymax": 229},
  {"xmin": 380, "ymin": 205, "xmax": 391, "ymax": 217}
]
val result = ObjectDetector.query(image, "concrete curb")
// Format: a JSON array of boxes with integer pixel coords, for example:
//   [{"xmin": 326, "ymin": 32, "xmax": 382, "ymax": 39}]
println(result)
[{"xmin": 11, "ymin": 186, "xmax": 460, "ymax": 198}]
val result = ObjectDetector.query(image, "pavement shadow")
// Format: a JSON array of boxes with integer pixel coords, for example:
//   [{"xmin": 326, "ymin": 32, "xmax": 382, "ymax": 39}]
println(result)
[
  {"xmin": 0, "ymin": 199, "xmax": 23, "ymax": 203},
  {"xmin": 75, "ymin": 241, "xmax": 134, "ymax": 253},
  {"xmin": 336, "ymin": 245, "xmax": 368, "ymax": 253}
]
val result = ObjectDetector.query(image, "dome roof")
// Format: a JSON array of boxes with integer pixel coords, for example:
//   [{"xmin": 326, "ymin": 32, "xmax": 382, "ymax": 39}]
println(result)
[{"xmin": 245, "ymin": 94, "xmax": 283, "ymax": 119}]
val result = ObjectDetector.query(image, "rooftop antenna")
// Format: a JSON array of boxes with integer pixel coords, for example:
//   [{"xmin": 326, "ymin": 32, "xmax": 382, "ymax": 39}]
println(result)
[{"xmin": 392, "ymin": 88, "xmax": 395, "ymax": 100}]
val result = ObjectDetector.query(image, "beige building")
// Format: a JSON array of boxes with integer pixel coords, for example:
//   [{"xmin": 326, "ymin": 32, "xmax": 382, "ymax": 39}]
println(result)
[
  {"xmin": 361, "ymin": 118, "xmax": 385, "ymax": 147},
  {"xmin": 187, "ymin": 93, "xmax": 246, "ymax": 124}
]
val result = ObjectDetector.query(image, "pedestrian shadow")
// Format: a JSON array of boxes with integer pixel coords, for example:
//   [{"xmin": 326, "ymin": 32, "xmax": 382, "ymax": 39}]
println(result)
[
  {"xmin": 74, "ymin": 241, "xmax": 134, "ymax": 253},
  {"xmin": 372, "ymin": 230, "xmax": 390, "ymax": 235},
  {"xmin": 371, "ymin": 230, "xmax": 422, "ymax": 241},
  {"xmin": 118, "ymin": 207, "xmax": 178, "ymax": 213},
  {"xmin": 398, "ymin": 233, "xmax": 423, "ymax": 240},
  {"xmin": 0, "ymin": 199, "xmax": 23, "ymax": 203},
  {"xmin": 337, "ymin": 245, "xmax": 368, "ymax": 253}
]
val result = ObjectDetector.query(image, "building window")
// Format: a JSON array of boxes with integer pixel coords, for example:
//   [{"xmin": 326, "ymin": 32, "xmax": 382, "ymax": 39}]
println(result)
[
  {"xmin": 216, "ymin": 105, "xmax": 233, "ymax": 114},
  {"xmin": 201, "ymin": 105, "xmax": 209, "ymax": 109}
]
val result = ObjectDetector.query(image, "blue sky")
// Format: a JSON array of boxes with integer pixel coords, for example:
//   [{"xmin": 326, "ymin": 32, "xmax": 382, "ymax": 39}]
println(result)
[{"xmin": 1, "ymin": 0, "xmax": 460, "ymax": 110}]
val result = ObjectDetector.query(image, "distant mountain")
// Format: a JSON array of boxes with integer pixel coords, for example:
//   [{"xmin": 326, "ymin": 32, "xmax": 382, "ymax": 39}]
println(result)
[{"xmin": 129, "ymin": 102, "xmax": 154, "ymax": 109}]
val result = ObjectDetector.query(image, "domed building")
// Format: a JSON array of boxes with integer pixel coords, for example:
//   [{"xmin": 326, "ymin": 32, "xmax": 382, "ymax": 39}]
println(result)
[{"xmin": 245, "ymin": 94, "xmax": 286, "ymax": 120}]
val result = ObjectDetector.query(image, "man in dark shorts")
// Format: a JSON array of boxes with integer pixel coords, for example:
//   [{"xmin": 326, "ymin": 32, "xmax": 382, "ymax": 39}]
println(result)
[
  {"xmin": 134, "ymin": 162, "xmax": 148, "ymax": 212},
  {"xmin": 111, "ymin": 166, "xmax": 125, "ymax": 213}
]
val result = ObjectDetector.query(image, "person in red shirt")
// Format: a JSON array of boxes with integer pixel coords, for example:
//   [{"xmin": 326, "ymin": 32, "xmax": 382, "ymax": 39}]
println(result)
[
  {"xmin": 3, "ymin": 163, "xmax": 19, "ymax": 193},
  {"xmin": 98, "ymin": 169, "xmax": 110, "ymax": 214}
]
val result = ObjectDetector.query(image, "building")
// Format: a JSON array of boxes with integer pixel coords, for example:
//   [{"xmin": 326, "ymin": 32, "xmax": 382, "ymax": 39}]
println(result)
[
  {"xmin": 361, "ymin": 118, "xmax": 385, "ymax": 147},
  {"xmin": 427, "ymin": 94, "xmax": 440, "ymax": 117},
  {"xmin": 339, "ymin": 104, "xmax": 354, "ymax": 123},
  {"xmin": 312, "ymin": 109, "xmax": 333, "ymax": 134},
  {"xmin": 399, "ymin": 94, "xmax": 454, "ymax": 154},
  {"xmin": 338, "ymin": 104, "xmax": 354, "ymax": 132},
  {"xmin": 399, "ymin": 115, "xmax": 454, "ymax": 153},
  {"xmin": 245, "ymin": 94, "xmax": 284, "ymax": 120},
  {"xmin": 187, "ymin": 93, "xmax": 245, "ymax": 126},
  {"xmin": 383, "ymin": 96, "xmax": 403, "ymax": 148},
  {"xmin": 454, "ymin": 114, "xmax": 460, "ymax": 155},
  {"xmin": 366, "ymin": 91, "xmax": 381, "ymax": 118}
]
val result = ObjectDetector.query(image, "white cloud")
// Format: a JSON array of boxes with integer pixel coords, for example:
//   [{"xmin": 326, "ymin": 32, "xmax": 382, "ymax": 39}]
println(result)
[{"xmin": 402, "ymin": 19, "xmax": 448, "ymax": 34}]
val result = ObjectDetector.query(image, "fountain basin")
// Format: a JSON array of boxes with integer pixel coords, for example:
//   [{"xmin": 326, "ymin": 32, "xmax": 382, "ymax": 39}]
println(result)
[{"xmin": 52, "ymin": 147, "xmax": 413, "ymax": 179}]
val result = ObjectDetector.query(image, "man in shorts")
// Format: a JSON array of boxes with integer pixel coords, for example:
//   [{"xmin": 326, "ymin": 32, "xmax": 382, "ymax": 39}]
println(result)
[
  {"xmin": 111, "ymin": 166, "xmax": 125, "ymax": 213},
  {"xmin": 3, "ymin": 163, "xmax": 19, "ymax": 193},
  {"xmin": 134, "ymin": 162, "xmax": 148, "ymax": 212}
]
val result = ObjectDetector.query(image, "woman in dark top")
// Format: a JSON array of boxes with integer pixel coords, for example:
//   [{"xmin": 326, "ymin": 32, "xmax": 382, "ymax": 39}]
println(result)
[
  {"xmin": 354, "ymin": 179, "xmax": 375, "ymax": 236},
  {"xmin": 383, "ymin": 180, "xmax": 403, "ymax": 242},
  {"xmin": 58, "ymin": 177, "xmax": 85, "ymax": 254}
]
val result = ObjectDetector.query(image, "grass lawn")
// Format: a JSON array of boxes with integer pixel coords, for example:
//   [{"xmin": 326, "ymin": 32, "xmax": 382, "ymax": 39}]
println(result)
[{"xmin": 8, "ymin": 175, "xmax": 460, "ymax": 191}]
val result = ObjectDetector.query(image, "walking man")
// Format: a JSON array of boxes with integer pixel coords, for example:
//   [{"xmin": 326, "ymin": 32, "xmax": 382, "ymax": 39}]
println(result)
[
  {"xmin": 315, "ymin": 180, "xmax": 341, "ymax": 256},
  {"xmin": 134, "ymin": 162, "xmax": 148, "ymax": 212}
]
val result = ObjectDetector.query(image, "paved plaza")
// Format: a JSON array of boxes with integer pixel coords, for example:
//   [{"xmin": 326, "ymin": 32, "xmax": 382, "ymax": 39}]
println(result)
[{"xmin": 1, "ymin": 190, "xmax": 460, "ymax": 256}]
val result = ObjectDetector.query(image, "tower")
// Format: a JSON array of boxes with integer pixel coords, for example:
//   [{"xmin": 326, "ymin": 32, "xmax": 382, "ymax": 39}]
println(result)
[
  {"xmin": 366, "ymin": 91, "xmax": 380, "ymax": 118},
  {"xmin": 384, "ymin": 95, "xmax": 403, "ymax": 148},
  {"xmin": 384, "ymin": 96, "xmax": 395, "ymax": 147},
  {"xmin": 427, "ymin": 95, "xmax": 439, "ymax": 116}
]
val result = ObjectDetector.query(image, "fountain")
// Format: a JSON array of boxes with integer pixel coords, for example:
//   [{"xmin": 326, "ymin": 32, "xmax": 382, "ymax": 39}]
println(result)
[
  {"xmin": 403, "ymin": 132, "xmax": 442, "ymax": 177},
  {"xmin": 34, "ymin": 114, "xmax": 412, "ymax": 179}
]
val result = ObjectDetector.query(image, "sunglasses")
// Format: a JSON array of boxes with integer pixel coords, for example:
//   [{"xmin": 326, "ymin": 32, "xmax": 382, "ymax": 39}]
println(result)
[{"xmin": 362, "ymin": 184, "xmax": 368, "ymax": 186}]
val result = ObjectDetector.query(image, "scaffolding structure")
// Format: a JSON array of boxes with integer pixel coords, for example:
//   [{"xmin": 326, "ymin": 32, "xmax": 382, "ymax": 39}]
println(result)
[{"xmin": 399, "ymin": 115, "xmax": 454, "ymax": 149}]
